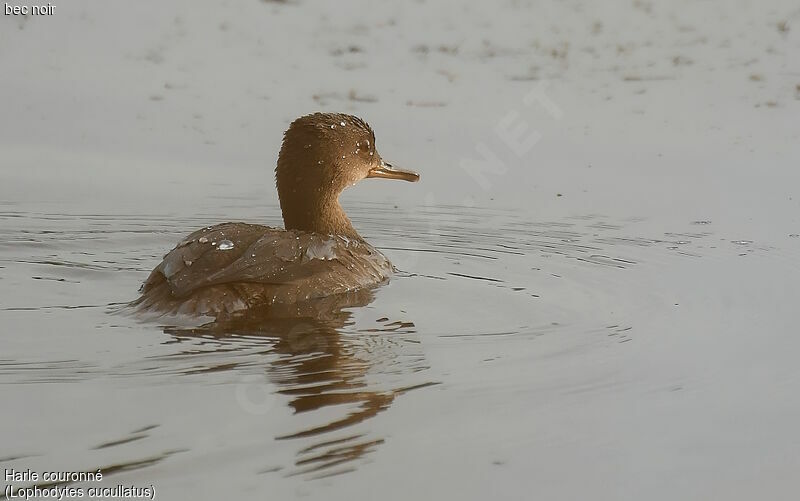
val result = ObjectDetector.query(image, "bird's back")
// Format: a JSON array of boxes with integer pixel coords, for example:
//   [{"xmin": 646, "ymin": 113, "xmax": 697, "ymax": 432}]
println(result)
[{"xmin": 133, "ymin": 222, "xmax": 394, "ymax": 317}]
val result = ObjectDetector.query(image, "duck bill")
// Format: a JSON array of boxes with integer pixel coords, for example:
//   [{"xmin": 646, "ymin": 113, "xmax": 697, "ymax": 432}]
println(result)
[{"xmin": 367, "ymin": 161, "xmax": 420, "ymax": 182}]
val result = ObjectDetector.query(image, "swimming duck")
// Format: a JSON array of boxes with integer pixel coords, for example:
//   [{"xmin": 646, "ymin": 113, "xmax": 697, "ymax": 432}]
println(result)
[{"xmin": 134, "ymin": 112, "xmax": 419, "ymax": 317}]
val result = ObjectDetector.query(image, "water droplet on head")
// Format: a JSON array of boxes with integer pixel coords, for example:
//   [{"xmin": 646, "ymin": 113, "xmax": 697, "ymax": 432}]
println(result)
[
  {"xmin": 330, "ymin": 124, "xmax": 336, "ymax": 129},
  {"xmin": 218, "ymin": 239, "xmax": 234, "ymax": 250},
  {"xmin": 340, "ymin": 121, "xmax": 346, "ymax": 126}
]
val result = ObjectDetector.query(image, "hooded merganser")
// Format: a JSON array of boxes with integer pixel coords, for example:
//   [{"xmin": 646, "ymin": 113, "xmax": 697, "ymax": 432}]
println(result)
[{"xmin": 133, "ymin": 112, "xmax": 419, "ymax": 317}]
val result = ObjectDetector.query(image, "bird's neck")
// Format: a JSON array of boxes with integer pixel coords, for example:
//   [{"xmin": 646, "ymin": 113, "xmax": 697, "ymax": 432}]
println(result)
[{"xmin": 280, "ymin": 192, "xmax": 361, "ymax": 240}]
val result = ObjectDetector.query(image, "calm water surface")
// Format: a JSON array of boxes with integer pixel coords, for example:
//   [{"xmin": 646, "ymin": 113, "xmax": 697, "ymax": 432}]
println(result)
[
  {"xmin": 2, "ymin": 0, "xmax": 800, "ymax": 499},
  {"xmin": 3, "ymin": 194, "xmax": 795, "ymax": 499}
]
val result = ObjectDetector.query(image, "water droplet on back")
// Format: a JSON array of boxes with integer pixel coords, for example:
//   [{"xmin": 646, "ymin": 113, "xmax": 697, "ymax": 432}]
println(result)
[
  {"xmin": 218, "ymin": 239, "xmax": 234, "ymax": 250},
  {"xmin": 304, "ymin": 237, "xmax": 338, "ymax": 262}
]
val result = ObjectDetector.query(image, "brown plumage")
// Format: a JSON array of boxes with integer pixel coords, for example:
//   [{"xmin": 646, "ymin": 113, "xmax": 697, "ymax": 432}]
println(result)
[{"xmin": 132, "ymin": 113, "xmax": 418, "ymax": 318}]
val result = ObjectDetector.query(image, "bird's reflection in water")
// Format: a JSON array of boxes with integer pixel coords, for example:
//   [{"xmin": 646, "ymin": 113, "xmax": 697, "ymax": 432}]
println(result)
[{"xmin": 161, "ymin": 289, "xmax": 436, "ymax": 478}]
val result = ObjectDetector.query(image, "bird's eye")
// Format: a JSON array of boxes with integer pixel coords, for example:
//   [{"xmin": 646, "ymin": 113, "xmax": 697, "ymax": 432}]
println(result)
[{"xmin": 355, "ymin": 139, "xmax": 373, "ymax": 157}]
